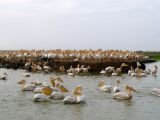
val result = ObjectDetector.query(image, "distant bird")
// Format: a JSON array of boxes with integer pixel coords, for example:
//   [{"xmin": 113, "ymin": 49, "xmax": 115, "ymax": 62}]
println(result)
[
  {"xmin": 97, "ymin": 80, "xmax": 112, "ymax": 92},
  {"xmin": 152, "ymin": 88, "xmax": 160, "ymax": 96},
  {"xmin": 151, "ymin": 65, "xmax": 158, "ymax": 76}
]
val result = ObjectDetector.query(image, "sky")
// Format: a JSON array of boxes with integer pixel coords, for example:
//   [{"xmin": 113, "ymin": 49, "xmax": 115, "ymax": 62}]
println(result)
[{"xmin": 0, "ymin": 0, "xmax": 160, "ymax": 51}]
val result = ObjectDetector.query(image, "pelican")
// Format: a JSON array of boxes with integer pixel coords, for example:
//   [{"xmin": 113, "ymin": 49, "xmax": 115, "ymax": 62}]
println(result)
[
  {"xmin": 151, "ymin": 65, "xmax": 158, "ymax": 76},
  {"xmin": 33, "ymin": 87, "xmax": 42, "ymax": 93},
  {"xmin": 113, "ymin": 85, "xmax": 136, "ymax": 100},
  {"xmin": 113, "ymin": 79, "xmax": 121, "ymax": 93},
  {"xmin": 34, "ymin": 86, "xmax": 53, "ymax": 102},
  {"xmin": 17, "ymin": 79, "xmax": 36, "ymax": 91},
  {"xmin": 135, "ymin": 62, "xmax": 142, "ymax": 74},
  {"xmin": 50, "ymin": 76, "xmax": 64, "ymax": 91},
  {"xmin": 68, "ymin": 72, "xmax": 75, "ymax": 76},
  {"xmin": 43, "ymin": 66, "xmax": 51, "ymax": 73},
  {"xmin": 152, "ymin": 88, "xmax": 160, "ymax": 96},
  {"xmin": 63, "ymin": 85, "xmax": 86, "ymax": 104},
  {"xmin": 116, "ymin": 63, "xmax": 128, "ymax": 74},
  {"xmin": 105, "ymin": 66, "xmax": 114, "ymax": 74},
  {"xmin": 100, "ymin": 69, "xmax": 106, "ymax": 75},
  {"xmin": 97, "ymin": 80, "xmax": 112, "ymax": 92},
  {"xmin": 112, "ymin": 69, "xmax": 119, "ymax": 76},
  {"xmin": 50, "ymin": 85, "xmax": 69, "ymax": 100},
  {"xmin": 128, "ymin": 66, "xmax": 134, "ymax": 76}
]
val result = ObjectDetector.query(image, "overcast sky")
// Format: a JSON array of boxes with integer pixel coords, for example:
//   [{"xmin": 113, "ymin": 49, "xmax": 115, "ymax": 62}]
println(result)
[{"xmin": 0, "ymin": 0, "xmax": 159, "ymax": 51}]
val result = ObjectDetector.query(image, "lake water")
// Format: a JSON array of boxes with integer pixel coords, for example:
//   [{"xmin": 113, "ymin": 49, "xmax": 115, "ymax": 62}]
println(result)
[{"xmin": 0, "ymin": 62, "xmax": 160, "ymax": 120}]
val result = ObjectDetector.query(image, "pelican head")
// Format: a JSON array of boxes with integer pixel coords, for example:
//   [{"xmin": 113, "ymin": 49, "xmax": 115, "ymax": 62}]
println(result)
[
  {"xmin": 125, "ymin": 85, "xmax": 136, "ymax": 92},
  {"xmin": 50, "ymin": 78, "xmax": 56, "ymax": 87},
  {"xmin": 154, "ymin": 65, "xmax": 158, "ymax": 69},
  {"xmin": 98, "ymin": 80, "xmax": 104, "ymax": 88},
  {"xmin": 73, "ymin": 85, "xmax": 83, "ymax": 97},
  {"xmin": 56, "ymin": 77, "xmax": 64, "ymax": 83},
  {"xmin": 137, "ymin": 62, "xmax": 141, "ymax": 67},
  {"xmin": 116, "ymin": 79, "xmax": 121, "ymax": 85}
]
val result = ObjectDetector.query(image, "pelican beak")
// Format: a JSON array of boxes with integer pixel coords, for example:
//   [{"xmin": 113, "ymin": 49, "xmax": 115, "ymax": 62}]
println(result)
[
  {"xmin": 59, "ymin": 85, "xmax": 69, "ymax": 93},
  {"xmin": 122, "ymin": 63, "xmax": 128, "ymax": 67},
  {"xmin": 50, "ymin": 79, "xmax": 55, "ymax": 87},
  {"xmin": 117, "ymin": 79, "xmax": 121, "ymax": 84},
  {"xmin": 130, "ymin": 87, "xmax": 137, "ymax": 92},
  {"xmin": 56, "ymin": 77, "xmax": 64, "ymax": 82},
  {"xmin": 42, "ymin": 87, "xmax": 53, "ymax": 95},
  {"xmin": 137, "ymin": 62, "xmax": 141, "ymax": 67},
  {"xmin": 17, "ymin": 79, "xmax": 26, "ymax": 84}
]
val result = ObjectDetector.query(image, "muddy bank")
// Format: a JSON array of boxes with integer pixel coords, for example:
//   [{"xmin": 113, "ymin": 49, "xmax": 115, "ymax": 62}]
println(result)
[{"xmin": 0, "ymin": 57, "xmax": 155, "ymax": 73}]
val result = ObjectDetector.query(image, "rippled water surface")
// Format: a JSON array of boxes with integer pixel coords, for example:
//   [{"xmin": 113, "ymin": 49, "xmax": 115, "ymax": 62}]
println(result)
[{"xmin": 0, "ymin": 62, "xmax": 160, "ymax": 120}]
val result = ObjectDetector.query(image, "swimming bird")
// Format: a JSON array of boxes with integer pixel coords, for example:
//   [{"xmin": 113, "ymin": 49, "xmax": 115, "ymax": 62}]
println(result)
[
  {"xmin": 151, "ymin": 65, "xmax": 158, "ymax": 76},
  {"xmin": 63, "ymin": 85, "xmax": 86, "ymax": 104},
  {"xmin": 151, "ymin": 88, "xmax": 160, "ymax": 96},
  {"xmin": 17, "ymin": 79, "xmax": 36, "ymax": 91},
  {"xmin": 97, "ymin": 80, "xmax": 112, "ymax": 92},
  {"xmin": 100, "ymin": 69, "xmax": 106, "ymax": 75},
  {"xmin": 105, "ymin": 66, "xmax": 114, "ymax": 74},
  {"xmin": 113, "ymin": 79, "xmax": 121, "ymax": 93},
  {"xmin": 50, "ymin": 85, "xmax": 69, "ymax": 100},
  {"xmin": 116, "ymin": 63, "xmax": 128, "ymax": 74},
  {"xmin": 128, "ymin": 66, "xmax": 134, "ymax": 76},
  {"xmin": 113, "ymin": 85, "xmax": 136, "ymax": 100},
  {"xmin": 34, "ymin": 86, "xmax": 53, "ymax": 102}
]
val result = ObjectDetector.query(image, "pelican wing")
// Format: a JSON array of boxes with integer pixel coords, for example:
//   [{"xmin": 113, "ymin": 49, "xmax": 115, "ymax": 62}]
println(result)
[{"xmin": 113, "ymin": 92, "xmax": 129, "ymax": 100}]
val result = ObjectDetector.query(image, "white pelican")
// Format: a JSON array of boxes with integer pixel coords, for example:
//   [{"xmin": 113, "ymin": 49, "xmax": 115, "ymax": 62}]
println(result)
[
  {"xmin": 152, "ymin": 88, "xmax": 160, "ymax": 96},
  {"xmin": 68, "ymin": 72, "xmax": 75, "ymax": 76},
  {"xmin": 97, "ymin": 80, "xmax": 112, "ymax": 92},
  {"xmin": 113, "ymin": 85, "xmax": 136, "ymax": 100},
  {"xmin": 151, "ymin": 65, "xmax": 158, "ymax": 76},
  {"xmin": 63, "ymin": 85, "xmax": 86, "ymax": 104},
  {"xmin": 116, "ymin": 63, "xmax": 128, "ymax": 74},
  {"xmin": 135, "ymin": 62, "xmax": 143, "ymax": 74},
  {"xmin": 105, "ymin": 66, "xmax": 114, "ymax": 73},
  {"xmin": 49, "ymin": 76, "xmax": 64, "ymax": 91},
  {"xmin": 50, "ymin": 85, "xmax": 69, "ymax": 100},
  {"xmin": 100, "ymin": 69, "xmax": 106, "ymax": 75},
  {"xmin": 34, "ymin": 86, "xmax": 53, "ymax": 102},
  {"xmin": 128, "ymin": 66, "xmax": 134, "ymax": 76},
  {"xmin": 43, "ymin": 66, "xmax": 51, "ymax": 73},
  {"xmin": 113, "ymin": 79, "xmax": 121, "ymax": 93},
  {"xmin": 17, "ymin": 79, "xmax": 36, "ymax": 91}
]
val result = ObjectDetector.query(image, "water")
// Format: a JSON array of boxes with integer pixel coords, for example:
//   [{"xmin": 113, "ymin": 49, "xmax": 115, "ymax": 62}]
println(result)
[{"xmin": 0, "ymin": 62, "xmax": 160, "ymax": 120}]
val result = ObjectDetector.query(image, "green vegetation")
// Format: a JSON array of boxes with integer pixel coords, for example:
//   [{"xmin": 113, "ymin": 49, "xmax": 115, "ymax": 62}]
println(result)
[{"xmin": 140, "ymin": 51, "xmax": 160, "ymax": 61}]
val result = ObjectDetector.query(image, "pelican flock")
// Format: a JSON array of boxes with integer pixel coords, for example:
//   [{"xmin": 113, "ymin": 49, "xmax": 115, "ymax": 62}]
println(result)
[{"xmin": 0, "ymin": 49, "xmax": 159, "ymax": 107}]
